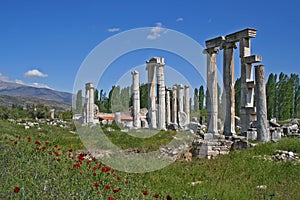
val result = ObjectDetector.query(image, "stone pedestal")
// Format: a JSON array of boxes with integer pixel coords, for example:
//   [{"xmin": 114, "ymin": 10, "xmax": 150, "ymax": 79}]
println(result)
[
  {"xmin": 131, "ymin": 70, "xmax": 141, "ymax": 128},
  {"xmin": 255, "ymin": 65, "xmax": 270, "ymax": 142}
]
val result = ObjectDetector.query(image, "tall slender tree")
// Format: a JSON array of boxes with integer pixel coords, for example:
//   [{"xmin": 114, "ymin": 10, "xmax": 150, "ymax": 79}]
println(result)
[
  {"xmin": 198, "ymin": 85, "xmax": 205, "ymax": 110},
  {"xmin": 194, "ymin": 88, "xmax": 199, "ymax": 113},
  {"xmin": 234, "ymin": 78, "xmax": 241, "ymax": 116},
  {"xmin": 76, "ymin": 90, "xmax": 83, "ymax": 114},
  {"xmin": 266, "ymin": 74, "xmax": 277, "ymax": 119}
]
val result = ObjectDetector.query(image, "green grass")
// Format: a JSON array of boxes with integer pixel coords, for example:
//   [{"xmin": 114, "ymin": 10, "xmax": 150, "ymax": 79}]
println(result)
[{"xmin": 1, "ymin": 120, "xmax": 300, "ymax": 199}]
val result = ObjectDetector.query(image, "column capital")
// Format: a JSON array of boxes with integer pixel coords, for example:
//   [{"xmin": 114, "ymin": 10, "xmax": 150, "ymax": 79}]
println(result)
[
  {"xmin": 220, "ymin": 42, "xmax": 237, "ymax": 50},
  {"xmin": 203, "ymin": 47, "xmax": 219, "ymax": 55}
]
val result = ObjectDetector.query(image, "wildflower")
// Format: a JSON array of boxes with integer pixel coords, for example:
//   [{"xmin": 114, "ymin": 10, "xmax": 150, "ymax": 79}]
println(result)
[
  {"xmin": 105, "ymin": 185, "xmax": 110, "ymax": 190},
  {"xmin": 142, "ymin": 190, "xmax": 148, "ymax": 195},
  {"xmin": 125, "ymin": 180, "xmax": 129, "ymax": 184},
  {"xmin": 113, "ymin": 189, "xmax": 119, "ymax": 193},
  {"xmin": 35, "ymin": 141, "xmax": 41, "ymax": 146},
  {"xmin": 41, "ymin": 146, "xmax": 46, "ymax": 150},
  {"xmin": 14, "ymin": 141, "xmax": 17, "ymax": 145},
  {"xmin": 153, "ymin": 194, "xmax": 159, "ymax": 198},
  {"xmin": 54, "ymin": 152, "xmax": 59, "ymax": 156},
  {"xmin": 27, "ymin": 137, "xmax": 31, "ymax": 142},
  {"xmin": 45, "ymin": 141, "xmax": 49, "ymax": 145},
  {"xmin": 92, "ymin": 172, "xmax": 96, "ymax": 176},
  {"xmin": 166, "ymin": 195, "xmax": 172, "ymax": 200},
  {"xmin": 57, "ymin": 158, "xmax": 61, "ymax": 162},
  {"xmin": 77, "ymin": 155, "xmax": 84, "ymax": 161},
  {"xmin": 79, "ymin": 171, "xmax": 83, "ymax": 175},
  {"xmin": 68, "ymin": 149, "xmax": 73, "ymax": 152},
  {"xmin": 67, "ymin": 167, "xmax": 71, "ymax": 171},
  {"xmin": 108, "ymin": 197, "xmax": 114, "ymax": 200},
  {"xmin": 14, "ymin": 187, "xmax": 20, "ymax": 193},
  {"xmin": 93, "ymin": 182, "xmax": 99, "ymax": 187},
  {"xmin": 38, "ymin": 134, "xmax": 41, "ymax": 138}
]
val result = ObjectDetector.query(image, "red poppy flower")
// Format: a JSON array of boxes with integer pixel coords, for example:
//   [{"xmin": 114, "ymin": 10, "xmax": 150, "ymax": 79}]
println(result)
[
  {"xmin": 45, "ymin": 141, "xmax": 49, "ymax": 145},
  {"xmin": 93, "ymin": 182, "xmax": 99, "ymax": 187},
  {"xmin": 92, "ymin": 172, "xmax": 96, "ymax": 176},
  {"xmin": 69, "ymin": 149, "xmax": 73, "ymax": 152},
  {"xmin": 14, "ymin": 187, "xmax": 20, "ymax": 193},
  {"xmin": 67, "ymin": 167, "xmax": 71, "ymax": 171},
  {"xmin": 54, "ymin": 145, "xmax": 58, "ymax": 148},
  {"xmin": 79, "ymin": 171, "xmax": 83, "ymax": 175},
  {"xmin": 27, "ymin": 137, "xmax": 31, "ymax": 142},
  {"xmin": 113, "ymin": 189, "xmax": 119, "ymax": 193},
  {"xmin": 49, "ymin": 151, "xmax": 52, "ymax": 155},
  {"xmin": 41, "ymin": 146, "xmax": 46, "ymax": 150},
  {"xmin": 105, "ymin": 185, "xmax": 110, "ymax": 190},
  {"xmin": 35, "ymin": 141, "xmax": 41, "ymax": 146},
  {"xmin": 14, "ymin": 141, "xmax": 17, "ymax": 145},
  {"xmin": 166, "ymin": 195, "xmax": 172, "ymax": 200},
  {"xmin": 153, "ymin": 194, "xmax": 159, "ymax": 198},
  {"xmin": 125, "ymin": 180, "xmax": 129, "ymax": 184},
  {"xmin": 54, "ymin": 152, "xmax": 59, "ymax": 156},
  {"xmin": 108, "ymin": 197, "xmax": 114, "ymax": 200},
  {"xmin": 77, "ymin": 155, "xmax": 84, "ymax": 161},
  {"xmin": 57, "ymin": 158, "xmax": 61, "ymax": 162},
  {"xmin": 142, "ymin": 190, "xmax": 148, "ymax": 195}
]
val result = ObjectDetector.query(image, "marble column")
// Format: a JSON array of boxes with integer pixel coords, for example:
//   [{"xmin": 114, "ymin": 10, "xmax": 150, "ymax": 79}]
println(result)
[
  {"xmin": 156, "ymin": 63, "xmax": 166, "ymax": 130},
  {"xmin": 222, "ymin": 42, "xmax": 236, "ymax": 136},
  {"xmin": 146, "ymin": 63, "xmax": 157, "ymax": 129},
  {"xmin": 166, "ymin": 88, "xmax": 171, "ymax": 125},
  {"xmin": 85, "ymin": 83, "xmax": 95, "ymax": 124},
  {"xmin": 172, "ymin": 85, "xmax": 178, "ymax": 124},
  {"xmin": 184, "ymin": 85, "xmax": 190, "ymax": 125},
  {"xmin": 177, "ymin": 84, "xmax": 184, "ymax": 113},
  {"xmin": 132, "ymin": 70, "xmax": 141, "ymax": 128},
  {"xmin": 204, "ymin": 48, "xmax": 219, "ymax": 134},
  {"xmin": 255, "ymin": 65, "xmax": 270, "ymax": 142},
  {"xmin": 50, "ymin": 109, "xmax": 55, "ymax": 120}
]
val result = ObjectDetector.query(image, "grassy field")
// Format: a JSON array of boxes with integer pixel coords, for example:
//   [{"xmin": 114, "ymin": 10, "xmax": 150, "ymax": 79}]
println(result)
[{"xmin": 1, "ymin": 120, "xmax": 300, "ymax": 199}]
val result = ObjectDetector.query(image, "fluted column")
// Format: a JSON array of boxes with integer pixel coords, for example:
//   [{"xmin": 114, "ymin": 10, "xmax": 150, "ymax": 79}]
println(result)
[
  {"xmin": 172, "ymin": 85, "xmax": 178, "ymax": 124},
  {"xmin": 166, "ymin": 88, "xmax": 171, "ymax": 125},
  {"xmin": 156, "ymin": 63, "xmax": 166, "ymax": 130},
  {"xmin": 204, "ymin": 48, "xmax": 219, "ymax": 134},
  {"xmin": 132, "ymin": 70, "xmax": 141, "ymax": 128},
  {"xmin": 222, "ymin": 42, "xmax": 236, "ymax": 136},
  {"xmin": 184, "ymin": 85, "xmax": 190, "ymax": 125},
  {"xmin": 146, "ymin": 63, "xmax": 157, "ymax": 129},
  {"xmin": 255, "ymin": 65, "xmax": 270, "ymax": 142}
]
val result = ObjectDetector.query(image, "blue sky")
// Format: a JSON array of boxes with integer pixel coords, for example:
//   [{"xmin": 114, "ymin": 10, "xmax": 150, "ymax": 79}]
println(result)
[{"xmin": 0, "ymin": 0, "xmax": 300, "ymax": 93}]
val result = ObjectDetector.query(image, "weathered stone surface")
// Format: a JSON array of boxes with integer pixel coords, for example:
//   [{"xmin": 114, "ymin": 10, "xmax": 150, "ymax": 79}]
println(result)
[
  {"xmin": 131, "ymin": 70, "xmax": 141, "ymax": 128},
  {"xmin": 255, "ymin": 65, "xmax": 270, "ymax": 142}
]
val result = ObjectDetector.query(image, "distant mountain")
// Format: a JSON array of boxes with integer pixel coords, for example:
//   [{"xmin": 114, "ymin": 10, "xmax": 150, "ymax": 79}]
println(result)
[
  {"xmin": 0, "ymin": 95, "xmax": 71, "ymax": 111},
  {"xmin": 0, "ymin": 80, "xmax": 72, "ymax": 104}
]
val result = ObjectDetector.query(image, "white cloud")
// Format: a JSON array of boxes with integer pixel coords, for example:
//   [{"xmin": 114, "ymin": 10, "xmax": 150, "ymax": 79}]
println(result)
[
  {"xmin": 24, "ymin": 69, "xmax": 48, "ymax": 78},
  {"xmin": 176, "ymin": 17, "xmax": 184, "ymax": 22},
  {"xmin": 0, "ymin": 72, "xmax": 10, "ymax": 82},
  {"xmin": 107, "ymin": 28, "xmax": 120, "ymax": 32},
  {"xmin": 147, "ymin": 22, "xmax": 165, "ymax": 40}
]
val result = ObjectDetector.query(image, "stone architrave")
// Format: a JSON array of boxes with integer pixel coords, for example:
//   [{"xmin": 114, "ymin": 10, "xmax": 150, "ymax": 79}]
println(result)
[
  {"xmin": 204, "ymin": 48, "xmax": 219, "ymax": 134},
  {"xmin": 85, "ymin": 83, "xmax": 95, "ymax": 124},
  {"xmin": 146, "ymin": 61, "xmax": 157, "ymax": 129},
  {"xmin": 184, "ymin": 85, "xmax": 190, "ymax": 125},
  {"xmin": 255, "ymin": 65, "xmax": 270, "ymax": 142},
  {"xmin": 131, "ymin": 70, "xmax": 141, "ymax": 128},
  {"xmin": 165, "ymin": 88, "xmax": 171, "ymax": 125},
  {"xmin": 156, "ymin": 63, "xmax": 166, "ymax": 130},
  {"xmin": 172, "ymin": 85, "xmax": 178, "ymax": 124},
  {"xmin": 222, "ymin": 42, "xmax": 236, "ymax": 136}
]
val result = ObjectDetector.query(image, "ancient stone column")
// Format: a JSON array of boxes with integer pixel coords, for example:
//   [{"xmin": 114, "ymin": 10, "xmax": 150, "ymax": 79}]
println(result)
[
  {"xmin": 165, "ymin": 88, "xmax": 171, "ymax": 125},
  {"xmin": 131, "ymin": 70, "xmax": 141, "ymax": 128},
  {"xmin": 85, "ymin": 83, "xmax": 95, "ymax": 124},
  {"xmin": 222, "ymin": 42, "xmax": 236, "ymax": 136},
  {"xmin": 156, "ymin": 63, "xmax": 166, "ymax": 130},
  {"xmin": 204, "ymin": 48, "xmax": 219, "ymax": 134},
  {"xmin": 146, "ymin": 62, "xmax": 157, "ymax": 129},
  {"xmin": 240, "ymin": 38, "xmax": 253, "ymax": 132},
  {"xmin": 177, "ymin": 84, "xmax": 184, "ymax": 113},
  {"xmin": 184, "ymin": 85, "xmax": 190, "ymax": 125},
  {"xmin": 255, "ymin": 65, "xmax": 270, "ymax": 142},
  {"xmin": 50, "ymin": 109, "xmax": 55, "ymax": 120},
  {"xmin": 172, "ymin": 85, "xmax": 178, "ymax": 124}
]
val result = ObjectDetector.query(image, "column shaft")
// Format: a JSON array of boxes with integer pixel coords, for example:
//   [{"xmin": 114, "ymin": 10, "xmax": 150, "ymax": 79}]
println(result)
[
  {"xmin": 184, "ymin": 85, "xmax": 190, "ymax": 125},
  {"xmin": 132, "ymin": 71, "xmax": 141, "ymax": 128},
  {"xmin": 157, "ymin": 64, "xmax": 166, "ymax": 130},
  {"xmin": 222, "ymin": 42, "xmax": 236, "ymax": 136},
  {"xmin": 166, "ymin": 88, "xmax": 171, "ymax": 125},
  {"xmin": 255, "ymin": 65, "xmax": 270, "ymax": 141},
  {"xmin": 146, "ymin": 64, "xmax": 157, "ymax": 129},
  {"xmin": 172, "ymin": 85, "xmax": 178, "ymax": 124}
]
